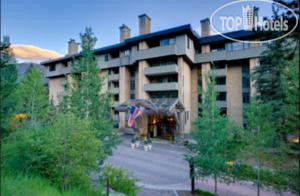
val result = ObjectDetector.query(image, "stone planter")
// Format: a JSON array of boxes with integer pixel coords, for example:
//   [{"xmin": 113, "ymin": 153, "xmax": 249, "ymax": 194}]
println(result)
[
  {"xmin": 148, "ymin": 144, "xmax": 152, "ymax": 150},
  {"xmin": 144, "ymin": 145, "xmax": 149, "ymax": 151},
  {"xmin": 135, "ymin": 141, "xmax": 140, "ymax": 148},
  {"xmin": 130, "ymin": 143, "xmax": 135, "ymax": 149}
]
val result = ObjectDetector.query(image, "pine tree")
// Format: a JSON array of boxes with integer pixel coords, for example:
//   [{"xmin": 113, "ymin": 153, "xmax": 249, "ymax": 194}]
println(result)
[
  {"xmin": 187, "ymin": 75, "xmax": 241, "ymax": 195},
  {"xmin": 14, "ymin": 66, "xmax": 48, "ymax": 128},
  {"xmin": 281, "ymin": 49, "xmax": 299, "ymax": 139},
  {"xmin": 64, "ymin": 27, "xmax": 119, "ymax": 157},
  {"xmin": 253, "ymin": 0, "xmax": 299, "ymax": 140},
  {"xmin": 0, "ymin": 36, "xmax": 18, "ymax": 136}
]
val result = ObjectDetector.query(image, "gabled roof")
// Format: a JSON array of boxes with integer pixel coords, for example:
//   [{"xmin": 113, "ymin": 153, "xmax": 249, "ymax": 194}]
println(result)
[{"xmin": 115, "ymin": 98, "xmax": 185, "ymax": 114}]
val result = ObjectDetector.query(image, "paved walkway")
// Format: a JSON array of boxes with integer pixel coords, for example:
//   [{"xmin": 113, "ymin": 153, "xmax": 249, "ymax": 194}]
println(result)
[{"xmin": 106, "ymin": 136, "xmax": 295, "ymax": 196}]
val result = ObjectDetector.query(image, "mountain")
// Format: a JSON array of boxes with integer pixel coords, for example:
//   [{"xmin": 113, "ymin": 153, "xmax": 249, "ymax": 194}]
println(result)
[{"xmin": 16, "ymin": 62, "xmax": 48, "ymax": 84}]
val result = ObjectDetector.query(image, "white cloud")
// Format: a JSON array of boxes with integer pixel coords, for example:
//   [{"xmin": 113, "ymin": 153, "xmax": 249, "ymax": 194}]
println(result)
[{"xmin": 11, "ymin": 44, "xmax": 62, "ymax": 63}]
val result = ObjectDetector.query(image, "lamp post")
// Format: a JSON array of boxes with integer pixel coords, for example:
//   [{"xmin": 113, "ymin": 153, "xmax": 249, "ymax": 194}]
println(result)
[{"xmin": 189, "ymin": 162, "xmax": 195, "ymax": 194}]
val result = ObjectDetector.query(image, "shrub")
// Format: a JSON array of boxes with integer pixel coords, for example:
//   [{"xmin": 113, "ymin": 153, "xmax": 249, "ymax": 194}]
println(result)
[
  {"xmin": 1, "ymin": 173, "xmax": 103, "ymax": 196},
  {"xmin": 2, "ymin": 112, "xmax": 104, "ymax": 191},
  {"xmin": 232, "ymin": 164, "xmax": 299, "ymax": 194},
  {"xmin": 195, "ymin": 189, "xmax": 215, "ymax": 196},
  {"xmin": 101, "ymin": 165, "xmax": 140, "ymax": 196}
]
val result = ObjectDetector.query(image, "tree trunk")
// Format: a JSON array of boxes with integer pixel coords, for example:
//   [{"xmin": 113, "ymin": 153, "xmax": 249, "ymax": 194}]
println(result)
[
  {"xmin": 256, "ymin": 158, "xmax": 260, "ymax": 196},
  {"xmin": 214, "ymin": 175, "xmax": 218, "ymax": 195}
]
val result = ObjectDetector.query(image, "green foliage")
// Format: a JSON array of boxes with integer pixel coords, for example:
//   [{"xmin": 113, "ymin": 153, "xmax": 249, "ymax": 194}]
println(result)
[
  {"xmin": 2, "ymin": 173, "xmax": 104, "ymax": 196},
  {"xmin": 101, "ymin": 164, "xmax": 140, "ymax": 196},
  {"xmin": 243, "ymin": 99, "xmax": 276, "ymax": 156},
  {"xmin": 0, "ymin": 36, "xmax": 18, "ymax": 136},
  {"xmin": 63, "ymin": 27, "xmax": 119, "ymax": 157},
  {"xmin": 187, "ymin": 75, "xmax": 242, "ymax": 194},
  {"xmin": 14, "ymin": 66, "xmax": 48, "ymax": 128},
  {"xmin": 242, "ymin": 99, "xmax": 279, "ymax": 195},
  {"xmin": 280, "ymin": 49, "xmax": 299, "ymax": 137},
  {"xmin": 195, "ymin": 189, "xmax": 215, "ymax": 196},
  {"xmin": 232, "ymin": 164, "xmax": 299, "ymax": 194},
  {"xmin": 2, "ymin": 112, "xmax": 104, "ymax": 191}
]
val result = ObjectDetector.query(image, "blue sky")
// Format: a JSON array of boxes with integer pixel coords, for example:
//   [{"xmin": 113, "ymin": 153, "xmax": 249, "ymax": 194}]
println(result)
[{"xmin": 2, "ymin": 0, "xmax": 272, "ymax": 56}]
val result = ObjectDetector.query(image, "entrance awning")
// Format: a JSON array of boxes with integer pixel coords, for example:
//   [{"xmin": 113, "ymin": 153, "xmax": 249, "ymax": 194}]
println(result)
[{"xmin": 115, "ymin": 98, "xmax": 185, "ymax": 115}]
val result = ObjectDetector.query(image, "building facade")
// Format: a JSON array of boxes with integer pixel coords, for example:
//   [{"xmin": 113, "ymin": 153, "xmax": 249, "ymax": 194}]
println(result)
[{"xmin": 42, "ymin": 14, "xmax": 265, "ymax": 138}]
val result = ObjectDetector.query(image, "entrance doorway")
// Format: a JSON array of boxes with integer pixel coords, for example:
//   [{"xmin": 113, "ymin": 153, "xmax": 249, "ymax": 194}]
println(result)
[{"xmin": 148, "ymin": 115, "xmax": 177, "ymax": 140}]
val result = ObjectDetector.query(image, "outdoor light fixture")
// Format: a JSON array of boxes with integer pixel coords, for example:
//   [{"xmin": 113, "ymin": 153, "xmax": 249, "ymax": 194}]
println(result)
[{"xmin": 15, "ymin": 113, "xmax": 28, "ymax": 119}]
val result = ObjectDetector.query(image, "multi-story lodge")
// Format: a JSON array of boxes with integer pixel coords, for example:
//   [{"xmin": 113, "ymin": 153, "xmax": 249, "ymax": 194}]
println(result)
[{"xmin": 41, "ymin": 14, "xmax": 265, "ymax": 139}]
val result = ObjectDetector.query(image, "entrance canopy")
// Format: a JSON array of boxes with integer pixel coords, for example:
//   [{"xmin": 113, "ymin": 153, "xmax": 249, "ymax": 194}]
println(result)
[
  {"xmin": 115, "ymin": 98, "xmax": 185, "ymax": 137},
  {"xmin": 115, "ymin": 98, "xmax": 185, "ymax": 116}
]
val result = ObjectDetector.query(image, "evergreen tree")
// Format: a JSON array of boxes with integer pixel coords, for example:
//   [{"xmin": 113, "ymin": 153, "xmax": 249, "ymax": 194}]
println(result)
[
  {"xmin": 187, "ymin": 75, "xmax": 241, "ymax": 195},
  {"xmin": 64, "ymin": 27, "xmax": 119, "ymax": 157},
  {"xmin": 281, "ymin": 49, "xmax": 299, "ymax": 139},
  {"xmin": 253, "ymin": 0, "xmax": 299, "ymax": 140},
  {"xmin": 0, "ymin": 36, "xmax": 18, "ymax": 136},
  {"xmin": 243, "ymin": 99, "xmax": 276, "ymax": 196},
  {"xmin": 14, "ymin": 66, "xmax": 48, "ymax": 128}
]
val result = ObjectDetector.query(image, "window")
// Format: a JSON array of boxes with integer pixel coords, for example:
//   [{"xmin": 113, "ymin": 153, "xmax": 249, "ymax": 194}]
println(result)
[
  {"xmin": 130, "ymin": 94, "xmax": 135, "ymax": 99},
  {"xmin": 216, "ymin": 77, "xmax": 226, "ymax": 85},
  {"xmin": 226, "ymin": 42, "xmax": 250, "ymax": 51},
  {"xmin": 160, "ymin": 39, "xmax": 169, "ymax": 46},
  {"xmin": 160, "ymin": 37, "xmax": 176, "ymax": 46},
  {"xmin": 149, "ymin": 75, "xmax": 177, "ymax": 83},
  {"xmin": 187, "ymin": 38, "xmax": 190, "ymax": 49},
  {"xmin": 49, "ymin": 65, "xmax": 56, "ymax": 71},
  {"xmin": 169, "ymin": 38, "xmax": 176, "ymax": 45},
  {"xmin": 150, "ymin": 60, "xmax": 177, "ymax": 67},
  {"xmin": 243, "ymin": 92, "xmax": 250, "ymax": 103},
  {"xmin": 149, "ymin": 91, "xmax": 178, "ymax": 99},
  {"xmin": 124, "ymin": 49, "xmax": 130, "ymax": 56},
  {"xmin": 217, "ymin": 92, "xmax": 227, "ymax": 101},
  {"xmin": 104, "ymin": 54, "xmax": 109, "ymax": 62},
  {"xmin": 220, "ymin": 108, "xmax": 227, "ymax": 116},
  {"xmin": 242, "ymin": 78, "xmax": 250, "ymax": 88},
  {"xmin": 129, "ymin": 69, "xmax": 136, "ymax": 100},
  {"xmin": 242, "ymin": 64, "xmax": 250, "ymax": 88}
]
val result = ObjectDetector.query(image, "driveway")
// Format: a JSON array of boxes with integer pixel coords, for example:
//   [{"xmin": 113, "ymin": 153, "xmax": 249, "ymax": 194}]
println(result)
[{"xmin": 106, "ymin": 136, "xmax": 294, "ymax": 196}]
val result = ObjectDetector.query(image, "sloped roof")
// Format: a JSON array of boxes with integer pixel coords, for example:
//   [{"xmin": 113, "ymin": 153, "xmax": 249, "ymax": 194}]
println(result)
[{"xmin": 115, "ymin": 98, "xmax": 185, "ymax": 114}]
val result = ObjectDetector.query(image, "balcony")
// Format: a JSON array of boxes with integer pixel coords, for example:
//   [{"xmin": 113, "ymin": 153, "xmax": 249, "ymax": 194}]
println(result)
[
  {"xmin": 144, "ymin": 82, "xmax": 178, "ymax": 92},
  {"xmin": 216, "ymin": 101, "xmax": 227, "ymax": 108},
  {"xmin": 120, "ymin": 56, "xmax": 130, "ymax": 65},
  {"xmin": 195, "ymin": 50, "xmax": 226, "ymax": 63},
  {"xmin": 215, "ymin": 85, "xmax": 226, "ymax": 92},
  {"xmin": 46, "ymin": 65, "xmax": 70, "ymax": 77},
  {"xmin": 108, "ymin": 87, "xmax": 119, "ymax": 94},
  {"xmin": 226, "ymin": 45, "xmax": 266, "ymax": 60},
  {"xmin": 144, "ymin": 64, "xmax": 178, "ymax": 76},
  {"xmin": 210, "ymin": 68, "xmax": 226, "ymax": 77},
  {"xmin": 112, "ymin": 114, "xmax": 119, "ymax": 121},
  {"xmin": 133, "ymin": 44, "xmax": 177, "ymax": 61},
  {"xmin": 112, "ymin": 101, "xmax": 119, "ymax": 108},
  {"xmin": 108, "ymin": 74, "xmax": 119, "ymax": 82},
  {"xmin": 195, "ymin": 45, "xmax": 266, "ymax": 63}
]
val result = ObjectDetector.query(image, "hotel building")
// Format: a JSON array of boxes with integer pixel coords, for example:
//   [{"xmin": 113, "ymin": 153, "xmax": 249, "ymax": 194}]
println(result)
[{"xmin": 42, "ymin": 14, "xmax": 265, "ymax": 139}]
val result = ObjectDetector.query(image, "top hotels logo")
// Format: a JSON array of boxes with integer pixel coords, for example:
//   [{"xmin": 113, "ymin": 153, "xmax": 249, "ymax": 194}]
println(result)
[{"xmin": 210, "ymin": 0, "xmax": 298, "ymax": 43}]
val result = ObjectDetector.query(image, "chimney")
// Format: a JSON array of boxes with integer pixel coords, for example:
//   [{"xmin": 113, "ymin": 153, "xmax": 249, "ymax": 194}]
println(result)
[
  {"xmin": 139, "ymin": 14, "xmax": 151, "ymax": 35},
  {"xmin": 200, "ymin": 18, "xmax": 210, "ymax": 37},
  {"xmin": 119, "ymin": 24, "xmax": 131, "ymax": 42},
  {"xmin": 68, "ymin": 39, "xmax": 79, "ymax": 55}
]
